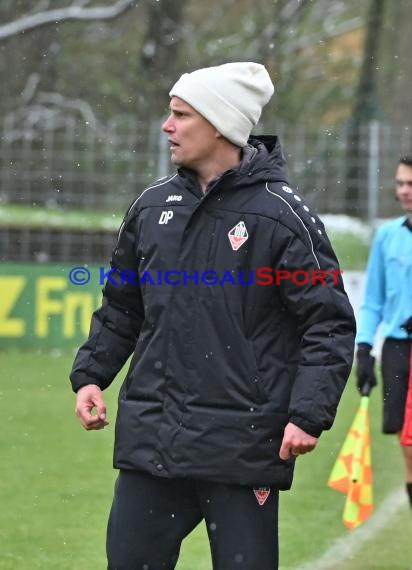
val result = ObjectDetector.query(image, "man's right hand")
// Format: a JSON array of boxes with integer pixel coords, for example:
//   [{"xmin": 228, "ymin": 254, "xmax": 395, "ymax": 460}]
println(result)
[
  {"xmin": 75, "ymin": 384, "xmax": 109, "ymax": 430},
  {"xmin": 356, "ymin": 343, "xmax": 377, "ymax": 396}
]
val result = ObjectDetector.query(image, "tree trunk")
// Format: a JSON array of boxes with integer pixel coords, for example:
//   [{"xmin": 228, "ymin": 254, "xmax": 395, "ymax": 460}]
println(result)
[
  {"xmin": 344, "ymin": 0, "xmax": 386, "ymax": 217},
  {"xmin": 136, "ymin": 0, "xmax": 188, "ymax": 165}
]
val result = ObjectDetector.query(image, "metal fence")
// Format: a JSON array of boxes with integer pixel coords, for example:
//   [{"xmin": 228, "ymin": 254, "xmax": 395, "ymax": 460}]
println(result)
[
  {"xmin": 0, "ymin": 226, "xmax": 116, "ymax": 263},
  {"xmin": 1, "ymin": 115, "xmax": 411, "ymax": 262},
  {"xmin": 276, "ymin": 120, "xmax": 412, "ymax": 220},
  {"xmin": 0, "ymin": 115, "xmax": 165, "ymax": 212}
]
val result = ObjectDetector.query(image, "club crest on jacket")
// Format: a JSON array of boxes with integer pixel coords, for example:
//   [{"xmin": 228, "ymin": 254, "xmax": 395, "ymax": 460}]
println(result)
[{"xmin": 228, "ymin": 221, "xmax": 249, "ymax": 251}]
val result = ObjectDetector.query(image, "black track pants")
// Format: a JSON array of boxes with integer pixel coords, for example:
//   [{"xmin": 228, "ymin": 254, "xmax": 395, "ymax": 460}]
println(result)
[
  {"xmin": 381, "ymin": 339, "xmax": 411, "ymax": 433},
  {"xmin": 107, "ymin": 469, "xmax": 279, "ymax": 570}
]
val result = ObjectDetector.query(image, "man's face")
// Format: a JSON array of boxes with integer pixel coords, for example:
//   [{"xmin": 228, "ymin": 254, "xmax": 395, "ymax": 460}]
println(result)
[
  {"xmin": 395, "ymin": 163, "xmax": 412, "ymax": 214},
  {"xmin": 162, "ymin": 97, "xmax": 220, "ymax": 170}
]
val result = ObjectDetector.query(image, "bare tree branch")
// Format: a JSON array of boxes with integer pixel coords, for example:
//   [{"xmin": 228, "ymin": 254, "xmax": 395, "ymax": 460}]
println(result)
[
  {"xmin": 71, "ymin": 0, "xmax": 92, "ymax": 7},
  {"xmin": 0, "ymin": 0, "xmax": 137, "ymax": 41},
  {"xmin": 37, "ymin": 91, "xmax": 102, "ymax": 129},
  {"xmin": 3, "ymin": 90, "xmax": 107, "ymax": 142},
  {"xmin": 20, "ymin": 73, "xmax": 41, "ymax": 104},
  {"xmin": 279, "ymin": 0, "xmax": 312, "ymax": 22},
  {"xmin": 30, "ymin": 0, "xmax": 53, "ymax": 14},
  {"xmin": 3, "ymin": 70, "xmax": 107, "ymax": 142}
]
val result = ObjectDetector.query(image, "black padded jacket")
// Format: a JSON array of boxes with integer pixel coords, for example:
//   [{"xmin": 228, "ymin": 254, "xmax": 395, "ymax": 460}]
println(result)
[{"xmin": 70, "ymin": 136, "xmax": 356, "ymax": 489}]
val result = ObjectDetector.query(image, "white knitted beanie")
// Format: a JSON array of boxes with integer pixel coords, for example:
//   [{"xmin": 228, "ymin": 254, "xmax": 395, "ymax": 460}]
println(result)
[{"xmin": 169, "ymin": 62, "xmax": 274, "ymax": 147}]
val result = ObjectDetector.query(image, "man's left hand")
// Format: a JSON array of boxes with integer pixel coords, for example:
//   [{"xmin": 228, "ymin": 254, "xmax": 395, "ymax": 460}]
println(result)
[
  {"xmin": 279, "ymin": 422, "xmax": 318, "ymax": 460},
  {"xmin": 401, "ymin": 316, "xmax": 412, "ymax": 336}
]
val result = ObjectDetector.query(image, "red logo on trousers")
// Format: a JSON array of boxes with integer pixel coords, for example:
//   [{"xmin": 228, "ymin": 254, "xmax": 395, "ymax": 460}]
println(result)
[{"xmin": 253, "ymin": 486, "xmax": 271, "ymax": 506}]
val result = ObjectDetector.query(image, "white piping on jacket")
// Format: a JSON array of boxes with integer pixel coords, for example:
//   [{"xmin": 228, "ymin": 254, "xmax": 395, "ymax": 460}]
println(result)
[{"xmin": 265, "ymin": 182, "xmax": 321, "ymax": 269}]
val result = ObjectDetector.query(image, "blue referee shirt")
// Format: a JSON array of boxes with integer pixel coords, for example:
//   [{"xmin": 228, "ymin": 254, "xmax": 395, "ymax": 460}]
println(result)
[{"xmin": 357, "ymin": 216, "xmax": 412, "ymax": 345}]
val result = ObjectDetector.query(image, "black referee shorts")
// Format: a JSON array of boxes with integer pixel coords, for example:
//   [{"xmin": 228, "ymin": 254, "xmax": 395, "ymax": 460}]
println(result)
[
  {"xmin": 106, "ymin": 469, "xmax": 279, "ymax": 570},
  {"xmin": 381, "ymin": 338, "xmax": 411, "ymax": 434}
]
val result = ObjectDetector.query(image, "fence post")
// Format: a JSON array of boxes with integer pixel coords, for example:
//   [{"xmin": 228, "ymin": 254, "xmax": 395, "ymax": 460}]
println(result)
[{"xmin": 367, "ymin": 120, "xmax": 379, "ymax": 232}]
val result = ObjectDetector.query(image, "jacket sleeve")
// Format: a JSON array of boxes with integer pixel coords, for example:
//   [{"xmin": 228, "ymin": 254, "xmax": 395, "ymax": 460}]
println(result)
[
  {"xmin": 356, "ymin": 229, "xmax": 385, "ymax": 345},
  {"xmin": 272, "ymin": 219, "xmax": 356, "ymax": 438},
  {"xmin": 70, "ymin": 215, "xmax": 144, "ymax": 392}
]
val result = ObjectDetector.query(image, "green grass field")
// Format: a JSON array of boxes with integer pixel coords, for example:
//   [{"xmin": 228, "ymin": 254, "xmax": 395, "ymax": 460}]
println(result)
[{"xmin": 0, "ymin": 350, "xmax": 410, "ymax": 570}]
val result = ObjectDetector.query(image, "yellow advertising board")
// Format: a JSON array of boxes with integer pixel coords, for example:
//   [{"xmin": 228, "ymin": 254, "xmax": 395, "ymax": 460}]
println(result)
[{"xmin": 0, "ymin": 263, "xmax": 102, "ymax": 348}]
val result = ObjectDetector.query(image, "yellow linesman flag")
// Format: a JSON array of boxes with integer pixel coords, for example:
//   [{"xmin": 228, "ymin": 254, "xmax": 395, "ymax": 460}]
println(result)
[{"xmin": 328, "ymin": 396, "xmax": 373, "ymax": 529}]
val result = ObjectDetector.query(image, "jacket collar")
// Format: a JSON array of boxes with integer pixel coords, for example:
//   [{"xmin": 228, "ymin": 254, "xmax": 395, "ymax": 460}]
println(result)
[{"xmin": 177, "ymin": 135, "xmax": 289, "ymax": 195}]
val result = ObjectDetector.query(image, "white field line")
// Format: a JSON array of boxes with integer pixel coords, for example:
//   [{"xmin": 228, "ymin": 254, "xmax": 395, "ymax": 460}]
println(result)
[{"xmin": 289, "ymin": 487, "xmax": 407, "ymax": 570}]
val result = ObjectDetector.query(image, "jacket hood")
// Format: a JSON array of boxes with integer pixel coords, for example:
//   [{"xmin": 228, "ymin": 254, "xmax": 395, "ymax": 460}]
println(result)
[{"xmin": 237, "ymin": 135, "xmax": 289, "ymax": 185}]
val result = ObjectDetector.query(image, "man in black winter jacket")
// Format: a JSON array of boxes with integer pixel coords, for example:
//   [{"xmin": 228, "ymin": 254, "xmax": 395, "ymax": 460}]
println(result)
[{"xmin": 70, "ymin": 62, "xmax": 356, "ymax": 570}]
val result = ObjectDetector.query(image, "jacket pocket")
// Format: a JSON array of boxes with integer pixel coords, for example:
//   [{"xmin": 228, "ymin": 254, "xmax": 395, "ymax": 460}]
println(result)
[
  {"xmin": 246, "ymin": 339, "xmax": 266, "ymax": 405},
  {"xmin": 205, "ymin": 216, "xmax": 219, "ymax": 269}
]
